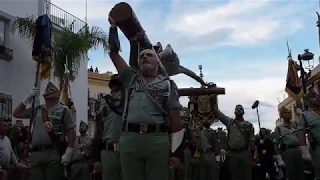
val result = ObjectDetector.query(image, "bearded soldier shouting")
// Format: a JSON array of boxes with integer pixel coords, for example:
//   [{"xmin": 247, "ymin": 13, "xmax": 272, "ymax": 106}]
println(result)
[{"xmin": 107, "ymin": 16, "xmax": 184, "ymax": 180}]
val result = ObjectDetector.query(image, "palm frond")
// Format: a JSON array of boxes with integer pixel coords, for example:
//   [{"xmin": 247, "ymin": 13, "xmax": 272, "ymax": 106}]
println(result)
[
  {"xmin": 79, "ymin": 25, "xmax": 109, "ymax": 53},
  {"xmin": 11, "ymin": 15, "xmax": 109, "ymax": 80},
  {"xmin": 10, "ymin": 15, "xmax": 36, "ymax": 42}
]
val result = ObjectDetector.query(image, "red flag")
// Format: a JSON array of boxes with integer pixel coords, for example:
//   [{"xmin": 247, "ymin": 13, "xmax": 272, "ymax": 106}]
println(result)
[{"xmin": 285, "ymin": 59, "xmax": 303, "ymax": 101}]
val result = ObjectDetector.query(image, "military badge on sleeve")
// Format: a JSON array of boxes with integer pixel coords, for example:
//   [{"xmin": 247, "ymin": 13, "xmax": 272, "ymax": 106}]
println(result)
[{"xmin": 44, "ymin": 121, "xmax": 53, "ymax": 132}]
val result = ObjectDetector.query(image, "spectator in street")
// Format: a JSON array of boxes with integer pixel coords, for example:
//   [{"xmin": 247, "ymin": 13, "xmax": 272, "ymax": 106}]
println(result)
[{"xmin": 257, "ymin": 128, "xmax": 276, "ymax": 180}]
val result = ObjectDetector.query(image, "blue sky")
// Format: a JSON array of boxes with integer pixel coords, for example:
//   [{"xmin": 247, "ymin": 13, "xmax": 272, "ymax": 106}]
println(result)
[{"xmin": 53, "ymin": 0, "xmax": 319, "ymax": 132}]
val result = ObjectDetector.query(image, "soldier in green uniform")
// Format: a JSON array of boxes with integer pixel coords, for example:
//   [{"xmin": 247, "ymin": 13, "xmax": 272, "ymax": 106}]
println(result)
[
  {"xmin": 70, "ymin": 120, "xmax": 92, "ymax": 180},
  {"xmin": 108, "ymin": 16, "xmax": 184, "ymax": 180},
  {"xmin": 273, "ymin": 107, "xmax": 304, "ymax": 180},
  {"xmin": 214, "ymin": 104, "xmax": 254, "ymax": 180},
  {"xmin": 195, "ymin": 121, "xmax": 218, "ymax": 180},
  {"xmin": 13, "ymin": 82, "xmax": 76, "ymax": 180},
  {"xmin": 297, "ymin": 90, "xmax": 320, "ymax": 179},
  {"xmin": 93, "ymin": 74, "xmax": 123, "ymax": 180}
]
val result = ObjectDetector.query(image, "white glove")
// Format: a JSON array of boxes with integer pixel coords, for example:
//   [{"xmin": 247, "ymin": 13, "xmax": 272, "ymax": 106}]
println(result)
[
  {"xmin": 299, "ymin": 145, "xmax": 312, "ymax": 160},
  {"xmin": 22, "ymin": 87, "xmax": 38, "ymax": 106},
  {"xmin": 61, "ymin": 147, "xmax": 75, "ymax": 165},
  {"xmin": 17, "ymin": 163, "xmax": 28, "ymax": 168},
  {"xmin": 215, "ymin": 155, "xmax": 220, "ymax": 162},
  {"xmin": 275, "ymin": 154, "xmax": 285, "ymax": 167}
]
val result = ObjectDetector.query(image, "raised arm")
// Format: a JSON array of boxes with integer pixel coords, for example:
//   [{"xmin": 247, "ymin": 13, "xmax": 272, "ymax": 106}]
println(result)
[
  {"xmin": 213, "ymin": 106, "xmax": 232, "ymax": 128},
  {"xmin": 13, "ymin": 87, "xmax": 38, "ymax": 119},
  {"xmin": 108, "ymin": 16, "xmax": 129, "ymax": 75}
]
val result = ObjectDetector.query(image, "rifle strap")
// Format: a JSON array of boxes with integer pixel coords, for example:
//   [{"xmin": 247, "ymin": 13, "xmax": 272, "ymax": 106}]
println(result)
[
  {"xmin": 41, "ymin": 108, "xmax": 57, "ymax": 144},
  {"xmin": 302, "ymin": 113, "xmax": 316, "ymax": 143},
  {"xmin": 276, "ymin": 126, "xmax": 283, "ymax": 146}
]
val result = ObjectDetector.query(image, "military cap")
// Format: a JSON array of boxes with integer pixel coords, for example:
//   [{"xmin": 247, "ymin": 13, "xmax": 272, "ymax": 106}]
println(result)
[
  {"xmin": 109, "ymin": 74, "xmax": 122, "ymax": 88},
  {"xmin": 43, "ymin": 82, "xmax": 60, "ymax": 97},
  {"xmin": 80, "ymin": 120, "xmax": 88, "ymax": 127}
]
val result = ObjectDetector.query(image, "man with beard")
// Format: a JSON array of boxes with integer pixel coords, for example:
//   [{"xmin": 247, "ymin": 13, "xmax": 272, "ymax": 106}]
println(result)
[
  {"xmin": 273, "ymin": 107, "xmax": 304, "ymax": 180},
  {"xmin": 93, "ymin": 74, "xmax": 123, "ymax": 180},
  {"xmin": 107, "ymin": 16, "xmax": 184, "ymax": 180},
  {"xmin": 298, "ymin": 90, "xmax": 320, "ymax": 180},
  {"xmin": 214, "ymin": 104, "xmax": 254, "ymax": 180},
  {"xmin": 256, "ymin": 128, "xmax": 276, "ymax": 180},
  {"xmin": 69, "ymin": 121, "xmax": 92, "ymax": 180},
  {"xmin": 13, "ymin": 82, "xmax": 76, "ymax": 180}
]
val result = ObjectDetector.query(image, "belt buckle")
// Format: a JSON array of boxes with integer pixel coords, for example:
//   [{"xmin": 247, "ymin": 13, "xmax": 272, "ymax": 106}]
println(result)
[
  {"xmin": 113, "ymin": 143, "xmax": 119, "ymax": 151},
  {"xmin": 139, "ymin": 123, "xmax": 148, "ymax": 135}
]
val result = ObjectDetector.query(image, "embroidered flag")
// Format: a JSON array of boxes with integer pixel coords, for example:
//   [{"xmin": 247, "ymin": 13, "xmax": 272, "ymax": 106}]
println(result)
[{"xmin": 285, "ymin": 58, "xmax": 303, "ymax": 101}]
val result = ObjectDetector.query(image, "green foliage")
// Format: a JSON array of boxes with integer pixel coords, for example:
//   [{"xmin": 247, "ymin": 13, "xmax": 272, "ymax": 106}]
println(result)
[
  {"xmin": 214, "ymin": 127, "xmax": 228, "ymax": 150},
  {"xmin": 11, "ymin": 16, "xmax": 109, "ymax": 80}
]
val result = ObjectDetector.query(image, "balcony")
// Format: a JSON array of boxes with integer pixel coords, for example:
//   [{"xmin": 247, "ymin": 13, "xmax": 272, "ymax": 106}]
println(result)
[{"xmin": 43, "ymin": 0, "xmax": 87, "ymax": 33}]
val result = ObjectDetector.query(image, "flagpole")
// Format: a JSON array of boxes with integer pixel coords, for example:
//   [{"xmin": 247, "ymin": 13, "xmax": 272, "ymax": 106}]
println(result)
[{"xmin": 85, "ymin": 0, "xmax": 88, "ymax": 23}]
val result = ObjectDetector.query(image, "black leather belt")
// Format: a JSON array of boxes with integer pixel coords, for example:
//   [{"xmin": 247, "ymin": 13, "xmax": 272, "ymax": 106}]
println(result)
[
  {"xmin": 72, "ymin": 159, "xmax": 86, "ymax": 164},
  {"xmin": 123, "ymin": 123, "xmax": 168, "ymax": 135},
  {"xmin": 31, "ymin": 144, "xmax": 55, "ymax": 152},
  {"xmin": 229, "ymin": 147, "xmax": 247, "ymax": 153},
  {"xmin": 285, "ymin": 145, "xmax": 299, "ymax": 149},
  {"xmin": 101, "ymin": 142, "xmax": 119, "ymax": 151},
  {"xmin": 199, "ymin": 148, "xmax": 212, "ymax": 154}
]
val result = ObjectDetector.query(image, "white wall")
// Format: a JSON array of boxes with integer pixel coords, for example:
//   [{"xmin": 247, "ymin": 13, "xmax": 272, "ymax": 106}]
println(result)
[
  {"xmin": 0, "ymin": 0, "xmax": 88, "ymax": 135},
  {"xmin": 0, "ymin": 0, "xmax": 42, "ymax": 125}
]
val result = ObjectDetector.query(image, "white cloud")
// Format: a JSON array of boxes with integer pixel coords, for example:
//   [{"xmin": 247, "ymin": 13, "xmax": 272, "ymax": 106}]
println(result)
[
  {"xmin": 49, "ymin": 0, "xmax": 308, "ymax": 133},
  {"xmin": 164, "ymin": 1, "xmax": 304, "ymax": 51}
]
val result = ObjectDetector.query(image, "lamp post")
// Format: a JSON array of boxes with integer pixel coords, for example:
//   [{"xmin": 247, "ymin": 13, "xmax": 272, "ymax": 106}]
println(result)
[{"xmin": 297, "ymin": 49, "xmax": 315, "ymax": 110}]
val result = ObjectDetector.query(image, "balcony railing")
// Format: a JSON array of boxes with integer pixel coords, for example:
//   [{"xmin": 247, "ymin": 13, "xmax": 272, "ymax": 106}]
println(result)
[{"xmin": 44, "ymin": 0, "xmax": 87, "ymax": 34}]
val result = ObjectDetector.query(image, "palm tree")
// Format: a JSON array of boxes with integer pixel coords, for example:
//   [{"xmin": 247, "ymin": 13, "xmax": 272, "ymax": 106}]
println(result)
[{"xmin": 11, "ymin": 15, "xmax": 109, "ymax": 88}]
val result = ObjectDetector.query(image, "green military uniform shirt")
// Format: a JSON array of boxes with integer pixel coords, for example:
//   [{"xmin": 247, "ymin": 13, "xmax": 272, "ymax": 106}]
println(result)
[
  {"xmin": 100, "ymin": 91, "xmax": 123, "ymax": 143},
  {"xmin": 198, "ymin": 127, "xmax": 215, "ymax": 150},
  {"xmin": 218, "ymin": 112, "xmax": 253, "ymax": 149},
  {"xmin": 273, "ymin": 123, "xmax": 299, "ymax": 147},
  {"xmin": 297, "ymin": 110, "xmax": 320, "ymax": 144},
  {"xmin": 73, "ymin": 135, "xmax": 92, "ymax": 161},
  {"xmin": 119, "ymin": 67, "xmax": 180, "ymax": 125},
  {"xmin": 31, "ymin": 103, "xmax": 75, "ymax": 146}
]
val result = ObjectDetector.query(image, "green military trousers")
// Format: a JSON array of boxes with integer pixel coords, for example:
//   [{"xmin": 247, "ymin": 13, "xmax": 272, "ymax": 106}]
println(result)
[
  {"xmin": 101, "ymin": 150, "xmax": 122, "ymax": 180},
  {"xmin": 197, "ymin": 153, "xmax": 217, "ymax": 180},
  {"xmin": 30, "ymin": 150, "xmax": 64, "ymax": 180},
  {"xmin": 227, "ymin": 150, "xmax": 251, "ymax": 180},
  {"xmin": 119, "ymin": 132, "xmax": 170, "ymax": 180},
  {"xmin": 188, "ymin": 153, "xmax": 217, "ymax": 180},
  {"xmin": 70, "ymin": 161, "xmax": 91, "ymax": 180},
  {"xmin": 183, "ymin": 149, "xmax": 192, "ymax": 180},
  {"xmin": 311, "ymin": 146, "xmax": 320, "ymax": 179},
  {"xmin": 282, "ymin": 148, "xmax": 304, "ymax": 180}
]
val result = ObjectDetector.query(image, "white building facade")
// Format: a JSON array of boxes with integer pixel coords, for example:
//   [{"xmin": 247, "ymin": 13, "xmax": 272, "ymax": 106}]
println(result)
[{"xmin": 0, "ymin": 0, "xmax": 88, "ymax": 133}]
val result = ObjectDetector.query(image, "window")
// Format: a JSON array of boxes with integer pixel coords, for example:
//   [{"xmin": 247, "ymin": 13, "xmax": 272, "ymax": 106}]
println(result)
[
  {"xmin": 0, "ymin": 92, "xmax": 12, "ymax": 122},
  {"xmin": 0, "ymin": 20, "xmax": 5, "ymax": 46}
]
